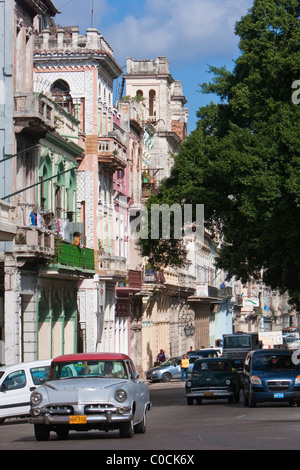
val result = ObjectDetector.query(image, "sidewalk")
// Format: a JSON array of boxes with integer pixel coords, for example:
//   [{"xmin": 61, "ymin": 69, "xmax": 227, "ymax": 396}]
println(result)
[{"xmin": 146, "ymin": 380, "xmax": 186, "ymax": 389}]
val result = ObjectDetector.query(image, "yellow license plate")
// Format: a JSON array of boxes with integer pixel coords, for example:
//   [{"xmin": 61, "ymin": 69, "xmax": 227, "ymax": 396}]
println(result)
[
  {"xmin": 69, "ymin": 415, "xmax": 87, "ymax": 424},
  {"xmin": 204, "ymin": 391, "xmax": 213, "ymax": 396}
]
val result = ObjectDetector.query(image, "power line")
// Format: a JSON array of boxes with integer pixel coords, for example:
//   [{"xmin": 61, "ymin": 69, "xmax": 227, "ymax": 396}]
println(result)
[{"xmin": 1, "ymin": 166, "xmax": 77, "ymax": 201}]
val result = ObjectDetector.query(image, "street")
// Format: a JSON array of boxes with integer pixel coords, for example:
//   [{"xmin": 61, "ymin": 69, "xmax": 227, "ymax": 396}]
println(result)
[{"xmin": 1, "ymin": 380, "xmax": 300, "ymax": 452}]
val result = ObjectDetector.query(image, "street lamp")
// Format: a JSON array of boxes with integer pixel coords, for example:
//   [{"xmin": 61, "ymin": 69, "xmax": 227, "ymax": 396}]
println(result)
[{"xmin": 184, "ymin": 323, "xmax": 195, "ymax": 337}]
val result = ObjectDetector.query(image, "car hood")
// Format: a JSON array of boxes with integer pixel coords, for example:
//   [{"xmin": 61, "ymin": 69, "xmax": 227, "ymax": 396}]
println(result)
[
  {"xmin": 191, "ymin": 372, "xmax": 236, "ymax": 385},
  {"xmin": 42, "ymin": 378, "xmax": 127, "ymax": 403}
]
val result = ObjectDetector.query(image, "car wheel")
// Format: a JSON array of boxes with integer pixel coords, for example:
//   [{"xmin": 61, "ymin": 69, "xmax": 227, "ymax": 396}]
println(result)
[
  {"xmin": 249, "ymin": 391, "xmax": 256, "ymax": 408},
  {"xmin": 228, "ymin": 396, "xmax": 234, "ymax": 404},
  {"xmin": 234, "ymin": 390, "xmax": 240, "ymax": 404},
  {"xmin": 119, "ymin": 420, "xmax": 134, "ymax": 438},
  {"xmin": 55, "ymin": 425, "xmax": 70, "ymax": 439},
  {"xmin": 34, "ymin": 424, "xmax": 50, "ymax": 441},
  {"xmin": 187, "ymin": 398, "xmax": 193, "ymax": 405},
  {"xmin": 161, "ymin": 372, "xmax": 172, "ymax": 382},
  {"xmin": 0, "ymin": 418, "xmax": 6, "ymax": 425},
  {"xmin": 134, "ymin": 411, "xmax": 147, "ymax": 434}
]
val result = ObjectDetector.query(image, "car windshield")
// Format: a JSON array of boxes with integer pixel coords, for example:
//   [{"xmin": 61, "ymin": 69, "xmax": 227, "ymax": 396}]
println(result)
[
  {"xmin": 252, "ymin": 354, "xmax": 299, "ymax": 371},
  {"xmin": 48, "ymin": 360, "xmax": 128, "ymax": 380},
  {"xmin": 223, "ymin": 336, "xmax": 251, "ymax": 348},
  {"xmin": 193, "ymin": 361, "xmax": 232, "ymax": 374},
  {"xmin": 285, "ymin": 336, "xmax": 299, "ymax": 343},
  {"xmin": 161, "ymin": 358, "xmax": 179, "ymax": 366}
]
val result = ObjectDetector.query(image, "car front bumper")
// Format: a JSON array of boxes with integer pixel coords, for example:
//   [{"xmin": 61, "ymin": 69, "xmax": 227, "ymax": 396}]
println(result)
[
  {"xmin": 186, "ymin": 388, "xmax": 234, "ymax": 398},
  {"xmin": 251, "ymin": 390, "xmax": 300, "ymax": 402},
  {"xmin": 29, "ymin": 404, "xmax": 133, "ymax": 427}
]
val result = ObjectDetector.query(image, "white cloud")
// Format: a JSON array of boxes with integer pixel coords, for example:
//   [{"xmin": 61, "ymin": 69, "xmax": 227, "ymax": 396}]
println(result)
[{"xmin": 104, "ymin": 0, "xmax": 253, "ymax": 63}]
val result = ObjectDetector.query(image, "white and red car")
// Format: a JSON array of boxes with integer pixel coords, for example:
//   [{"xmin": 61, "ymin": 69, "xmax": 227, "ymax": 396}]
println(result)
[{"xmin": 29, "ymin": 353, "xmax": 151, "ymax": 440}]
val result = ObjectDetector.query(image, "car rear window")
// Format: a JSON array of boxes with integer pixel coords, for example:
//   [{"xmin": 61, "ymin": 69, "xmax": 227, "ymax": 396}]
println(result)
[
  {"xmin": 252, "ymin": 354, "xmax": 299, "ymax": 371},
  {"xmin": 193, "ymin": 361, "xmax": 232, "ymax": 374}
]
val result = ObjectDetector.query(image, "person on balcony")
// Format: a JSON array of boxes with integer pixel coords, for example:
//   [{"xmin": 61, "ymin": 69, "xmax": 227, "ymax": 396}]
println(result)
[{"xmin": 72, "ymin": 232, "xmax": 82, "ymax": 247}]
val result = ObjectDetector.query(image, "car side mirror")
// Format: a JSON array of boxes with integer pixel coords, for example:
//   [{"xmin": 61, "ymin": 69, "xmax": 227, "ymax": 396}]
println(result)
[{"xmin": 132, "ymin": 373, "xmax": 139, "ymax": 380}]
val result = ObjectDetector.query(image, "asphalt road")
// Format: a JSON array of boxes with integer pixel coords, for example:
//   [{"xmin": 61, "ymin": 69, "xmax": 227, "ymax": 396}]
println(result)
[{"xmin": 1, "ymin": 380, "xmax": 300, "ymax": 454}]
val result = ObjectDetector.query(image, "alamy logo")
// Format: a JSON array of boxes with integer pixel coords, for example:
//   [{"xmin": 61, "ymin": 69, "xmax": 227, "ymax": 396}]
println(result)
[
  {"xmin": 97, "ymin": 198, "xmax": 204, "ymax": 242},
  {"xmin": 291, "ymin": 80, "xmax": 300, "ymax": 104}
]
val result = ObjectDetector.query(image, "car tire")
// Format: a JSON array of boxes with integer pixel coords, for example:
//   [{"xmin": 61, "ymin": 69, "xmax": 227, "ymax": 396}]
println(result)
[
  {"xmin": 34, "ymin": 424, "xmax": 50, "ymax": 441},
  {"xmin": 55, "ymin": 425, "xmax": 70, "ymax": 439},
  {"xmin": 134, "ymin": 411, "xmax": 147, "ymax": 433},
  {"xmin": 249, "ymin": 391, "xmax": 256, "ymax": 408},
  {"xmin": 187, "ymin": 398, "xmax": 193, "ymax": 405},
  {"xmin": 0, "ymin": 418, "xmax": 5, "ymax": 425},
  {"xmin": 119, "ymin": 419, "xmax": 134, "ymax": 438},
  {"xmin": 161, "ymin": 372, "xmax": 172, "ymax": 383},
  {"xmin": 234, "ymin": 390, "xmax": 240, "ymax": 404}
]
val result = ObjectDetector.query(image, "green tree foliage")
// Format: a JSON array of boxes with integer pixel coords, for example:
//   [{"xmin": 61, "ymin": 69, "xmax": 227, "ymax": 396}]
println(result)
[{"xmin": 139, "ymin": 0, "xmax": 300, "ymax": 307}]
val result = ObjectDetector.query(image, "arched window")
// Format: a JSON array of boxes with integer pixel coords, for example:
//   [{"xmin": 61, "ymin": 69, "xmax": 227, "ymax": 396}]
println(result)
[
  {"xmin": 51, "ymin": 79, "xmax": 74, "ymax": 114},
  {"xmin": 149, "ymin": 90, "xmax": 156, "ymax": 118}
]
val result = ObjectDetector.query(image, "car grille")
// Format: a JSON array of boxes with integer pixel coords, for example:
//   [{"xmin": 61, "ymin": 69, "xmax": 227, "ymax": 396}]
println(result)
[
  {"xmin": 84, "ymin": 403, "xmax": 116, "ymax": 414},
  {"xmin": 267, "ymin": 380, "xmax": 291, "ymax": 392},
  {"xmin": 44, "ymin": 405, "xmax": 73, "ymax": 415},
  {"xmin": 191, "ymin": 386, "xmax": 228, "ymax": 392}
]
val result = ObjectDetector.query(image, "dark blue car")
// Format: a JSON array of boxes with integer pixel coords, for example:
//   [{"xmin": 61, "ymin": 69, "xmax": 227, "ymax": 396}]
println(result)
[{"xmin": 243, "ymin": 349, "xmax": 300, "ymax": 407}]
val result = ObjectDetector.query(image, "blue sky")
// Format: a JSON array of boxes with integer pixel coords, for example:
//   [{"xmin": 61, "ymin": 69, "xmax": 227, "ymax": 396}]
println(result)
[{"xmin": 53, "ymin": 0, "xmax": 254, "ymax": 133}]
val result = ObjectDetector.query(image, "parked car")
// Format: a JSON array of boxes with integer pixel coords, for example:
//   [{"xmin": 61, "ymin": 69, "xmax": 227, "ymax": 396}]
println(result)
[
  {"xmin": 29, "ymin": 353, "xmax": 151, "ymax": 440},
  {"xmin": 282, "ymin": 335, "xmax": 300, "ymax": 350},
  {"xmin": 185, "ymin": 357, "xmax": 241, "ymax": 405},
  {"xmin": 146, "ymin": 355, "xmax": 206, "ymax": 382},
  {"xmin": 187, "ymin": 348, "xmax": 221, "ymax": 357},
  {"xmin": 0, "ymin": 359, "xmax": 51, "ymax": 424},
  {"xmin": 242, "ymin": 349, "xmax": 300, "ymax": 407}
]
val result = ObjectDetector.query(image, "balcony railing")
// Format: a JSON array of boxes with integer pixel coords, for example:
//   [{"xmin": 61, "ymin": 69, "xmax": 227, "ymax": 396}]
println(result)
[
  {"xmin": 54, "ymin": 240, "xmax": 95, "ymax": 270},
  {"xmin": 14, "ymin": 226, "xmax": 55, "ymax": 258},
  {"xmin": 98, "ymin": 255, "xmax": 127, "ymax": 276}
]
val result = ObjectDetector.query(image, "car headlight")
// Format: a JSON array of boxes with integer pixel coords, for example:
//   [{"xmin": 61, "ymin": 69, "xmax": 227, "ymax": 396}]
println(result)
[
  {"xmin": 31, "ymin": 392, "xmax": 43, "ymax": 406},
  {"xmin": 295, "ymin": 375, "xmax": 300, "ymax": 385},
  {"xmin": 152, "ymin": 371, "xmax": 158, "ymax": 375},
  {"xmin": 115, "ymin": 389, "xmax": 127, "ymax": 402},
  {"xmin": 225, "ymin": 379, "xmax": 231, "ymax": 385},
  {"xmin": 186, "ymin": 381, "xmax": 192, "ymax": 388},
  {"xmin": 250, "ymin": 375, "xmax": 262, "ymax": 385}
]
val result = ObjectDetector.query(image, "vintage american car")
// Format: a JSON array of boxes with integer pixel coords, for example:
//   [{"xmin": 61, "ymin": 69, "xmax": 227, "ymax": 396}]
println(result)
[
  {"xmin": 29, "ymin": 353, "xmax": 151, "ymax": 440},
  {"xmin": 185, "ymin": 357, "xmax": 241, "ymax": 405}
]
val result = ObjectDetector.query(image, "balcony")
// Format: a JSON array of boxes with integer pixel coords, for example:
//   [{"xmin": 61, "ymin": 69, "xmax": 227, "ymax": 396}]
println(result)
[
  {"xmin": 98, "ymin": 138, "xmax": 127, "ymax": 172},
  {"xmin": 0, "ymin": 201, "xmax": 17, "ymax": 241},
  {"xmin": 14, "ymin": 92, "xmax": 55, "ymax": 138},
  {"xmin": 116, "ymin": 269, "xmax": 142, "ymax": 297},
  {"xmin": 188, "ymin": 283, "xmax": 232, "ymax": 304},
  {"xmin": 14, "ymin": 226, "xmax": 55, "ymax": 259},
  {"xmin": 98, "ymin": 254, "xmax": 127, "ymax": 280},
  {"xmin": 53, "ymin": 240, "xmax": 95, "ymax": 272}
]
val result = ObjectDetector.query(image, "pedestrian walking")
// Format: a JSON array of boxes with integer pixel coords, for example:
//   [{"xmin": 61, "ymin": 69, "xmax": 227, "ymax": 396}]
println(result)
[{"xmin": 181, "ymin": 354, "xmax": 189, "ymax": 383}]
